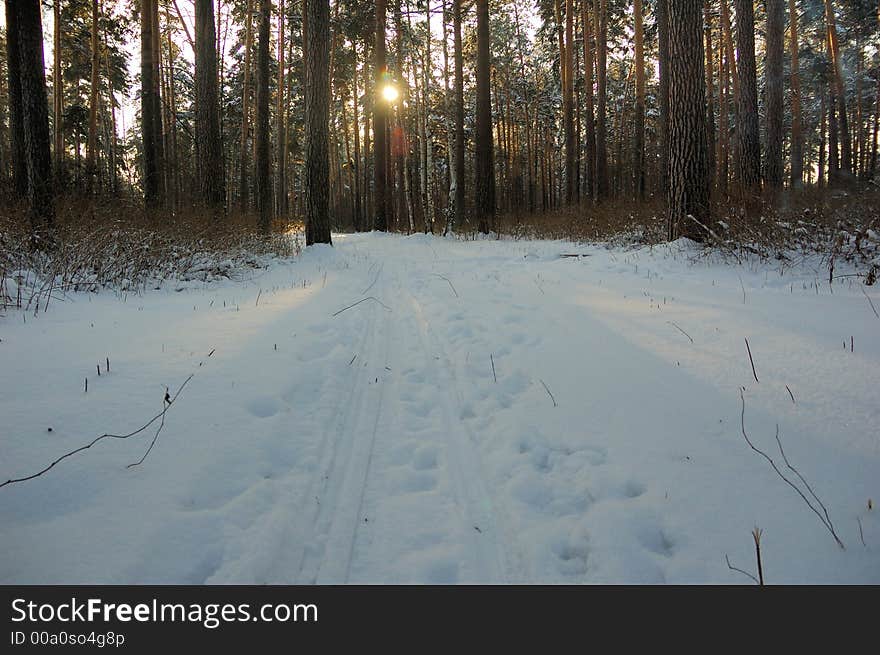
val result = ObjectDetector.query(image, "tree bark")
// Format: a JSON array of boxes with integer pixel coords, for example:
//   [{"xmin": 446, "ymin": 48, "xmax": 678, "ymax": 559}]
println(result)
[
  {"xmin": 304, "ymin": 0, "xmax": 331, "ymax": 244},
  {"xmin": 53, "ymin": 0, "xmax": 63, "ymax": 183},
  {"xmin": 255, "ymin": 0, "xmax": 271, "ymax": 229},
  {"xmin": 6, "ymin": 0, "xmax": 27, "ymax": 199},
  {"xmin": 16, "ymin": 0, "xmax": 55, "ymax": 233},
  {"xmin": 633, "ymin": 0, "xmax": 645, "ymax": 200},
  {"xmin": 452, "ymin": 0, "xmax": 466, "ymax": 231},
  {"xmin": 668, "ymin": 0, "xmax": 710, "ymax": 241},
  {"xmin": 594, "ymin": 0, "xmax": 608, "ymax": 199},
  {"xmin": 789, "ymin": 0, "xmax": 803, "ymax": 187},
  {"xmin": 764, "ymin": 0, "xmax": 785, "ymax": 190},
  {"xmin": 824, "ymin": 0, "xmax": 851, "ymax": 179},
  {"xmin": 86, "ymin": 0, "xmax": 100, "ymax": 193},
  {"xmin": 474, "ymin": 0, "xmax": 494, "ymax": 233},
  {"xmin": 374, "ymin": 0, "xmax": 388, "ymax": 231},
  {"xmin": 734, "ymin": 0, "xmax": 761, "ymax": 206},
  {"xmin": 238, "ymin": 0, "xmax": 253, "ymax": 211},
  {"xmin": 195, "ymin": 0, "xmax": 225, "ymax": 210}
]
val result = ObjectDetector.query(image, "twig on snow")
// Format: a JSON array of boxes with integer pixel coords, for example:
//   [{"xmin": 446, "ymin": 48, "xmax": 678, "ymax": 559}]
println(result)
[
  {"xmin": 332, "ymin": 296, "xmax": 392, "ymax": 316},
  {"xmin": 539, "ymin": 379, "xmax": 557, "ymax": 407},
  {"xmin": 744, "ymin": 338, "xmax": 759, "ymax": 383},
  {"xmin": 432, "ymin": 274, "xmax": 458, "ymax": 297},
  {"xmin": 725, "ymin": 554, "xmax": 759, "ymax": 584},
  {"xmin": 738, "ymin": 389, "xmax": 844, "ymax": 549},
  {"xmin": 862, "ymin": 286, "xmax": 879, "ymax": 319},
  {"xmin": 667, "ymin": 321, "xmax": 694, "ymax": 344},
  {"xmin": 1, "ymin": 374, "xmax": 195, "ymax": 489}
]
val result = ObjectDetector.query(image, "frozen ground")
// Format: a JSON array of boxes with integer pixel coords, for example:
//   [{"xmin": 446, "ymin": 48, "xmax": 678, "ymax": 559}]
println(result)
[{"xmin": 1, "ymin": 232, "xmax": 878, "ymax": 584}]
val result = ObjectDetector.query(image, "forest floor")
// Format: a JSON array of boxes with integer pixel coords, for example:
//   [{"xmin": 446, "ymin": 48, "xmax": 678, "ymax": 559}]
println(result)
[{"xmin": 1, "ymin": 232, "xmax": 878, "ymax": 584}]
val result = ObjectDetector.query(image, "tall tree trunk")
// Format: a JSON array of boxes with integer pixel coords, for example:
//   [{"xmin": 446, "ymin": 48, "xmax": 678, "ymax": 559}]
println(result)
[
  {"xmin": 275, "ymin": 0, "xmax": 286, "ymax": 217},
  {"xmin": 255, "ymin": 0, "xmax": 271, "ymax": 229},
  {"xmin": 16, "ymin": 0, "xmax": 55, "ymax": 233},
  {"xmin": 721, "ymin": 0, "xmax": 740, "ymax": 185},
  {"xmin": 151, "ymin": 0, "xmax": 166, "ymax": 199},
  {"xmin": 374, "ymin": 0, "xmax": 388, "ymax": 231},
  {"xmin": 633, "ymin": 0, "xmax": 645, "ymax": 200},
  {"xmin": 656, "ymin": 0, "xmax": 670, "ymax": 200},
  {"xmin": 764, "ymin": 0, "xmax": 784, "ymax": 190},
  {"xmin": 424, "ymin": 1, "xmax": 435, "ymax": 232},
  {"xmin": 53, "ymin": 0, "xmax": 63, "ymax": 183},
  {"xmin": 141, "ymin": 0, "xmax": 163, "ymax": 206},
  {"xmin": 824, "ymin": 0, "xmax": 851, "ymax": 178},
  {"xmin": 452, "ymin": 0, "xmax": 466, "ymax": 231},
  {"xmin": 353, "ymin": 42, "xmax": 362, "ymax": 231},
  {"xmin": 789, "ymin": 0, "xmax": 803, "ymax": 188},
  {"xmin": 239, "ymin": 0, "xmax": 253, "ymax": 211},
  {"xmin": 86, "ymin": 0, "xmax": 100, "ymax": 193},
  {"xmin": 195, "ymin": 0, "xmax": 225, "ymax": 210},
  {"xmin": 304, "ymin": 0, "xmax": 330, "ymax": 244},
  {"xmin": 474, "ymin": 0, "xmax": 494, "ymax": 233},
  {"xmin": 735, "ymin": 0, "xmax": 761, "ymax": 207},
  {"xmin": 594, "ymin": 0, "xmax": 608, "ymax": 199},
  {"xmin": 704, "ymin": 1, "xmax": 716, "ymax": 191},
  {"xmin": 561, "ymin": 0, "xmax": 576, "ymax": 203},
  {"xmin": 829, "ymin": 86, "xmax": 839, "ymax": 177},
  {"xmin": 581, "ymin": 0, "xmax": 596, "ymax": 200},
  {"xmin": 442, "ymin": 0, "xmax": 454, "ymax": 232},
  {"xmin": 669, "ymin": 0, "xmax": 710, "ymax": 241},
  {"xmin": 6, "ymin": 0, "xmax": 27, "ymax": 199}
]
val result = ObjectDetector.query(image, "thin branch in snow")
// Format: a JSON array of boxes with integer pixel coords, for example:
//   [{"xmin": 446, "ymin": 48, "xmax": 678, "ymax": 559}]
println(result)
[
  {"xmin": 432, "ymin": 274, "xmax": 458, "ymax": 297},
  {"xmin": 862, "ymin": 286, "xmax": 879, "ymax": 319},
  {"xmin": 857, "ymin": 518, "xmax": 866, "ymax": 548},
  {"xmin": 725, "ymin": 554, "xmax": 759, "ymax": 584},
  {"xmin": 738, "ymin": 389, "xmax": 844, "ymax": 549},
  {"xmin": 332, "ymin": 297, "xmax": 392, "ymax": 316},
  {"xmin": 785, "ymin": 385, "xmax": 796, "ymax": 404},
  {"xmin": 744, "ymin": 338, "xmax": 759, "ymax": 383},
  {"xmin": 490, "ymin": 354, "xmax": 497, "ymax": 383},
  {"xmin": 667, "ymin": 321, "xmax": 694, "ymax": 344},
  {"xmin": 1, "ymin": 374, "xmax": 195, "ymax": 489},
  {"xmin": 539, "ymin": 379, "xmax": 557, "ymax": 407}
]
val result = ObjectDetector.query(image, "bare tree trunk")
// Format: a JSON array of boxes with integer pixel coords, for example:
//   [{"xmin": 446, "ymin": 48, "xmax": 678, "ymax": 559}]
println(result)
[
  {"xmin": 633, "ymin": 0, "xmax": 645, "ymax": 200},
  {"xmin": 6, "ymin": 0, "xmax": 27, "ymax": 199},
  {"xmin": 789, "ymin": 0, "xmax": 803, "ymax": 188},
  {"xmin": 16, "ymin": 0, "xmax": 55, "ymax": 233},
  {"xmin": 594, "ymin": 0, "xmax": 608, "ymax": 199},
  {"xmin": 669, "ymin": 0, "xmax": 710, "ymax": 241},
  {"xmin": 580, "ymin": 0, "xmax": 596, "ymax": 198},
  {"xmin": 195, "ymin": 0, "xmax": 225, "ymax": 210},
  {"xmin": 656, "ymin": 0, "xmax": 669, "ymax": 200},
  {"xmin": 141, "ymin": 0, "xmax": 162, "ymax": 206},
  {"xmin": 764, "ymin": 0, "xmax": 784, "ymax": 190},
  {"xmin": 735, "ymin": 0, "xmax": 761, "ymax": 208},
  {"xmin": 374, "ymin": 0, "xmax": 388, "ymax": 231},
  {"xmin": 452, "ymin": 0, "xmax": 466, "ymax": 231},
  {"xmin": 238, "ymin": 0, "xmax": 253, "ymax": 211},
  {"xmin": 560, "ymin": 0, "xmax": 576, "ymax": 203},
  {"xmin": 304, "ymin": 0, "xmax": 331, "ymax": 244},
  {"xmin": 824, "ymin": 0, "xmax": 851, "ymax": 179},
  {"xmin": 474, "ymin": 0, "xmax": 494, "ymax": 233},
  {"xmin": 704, "ymin": 1, "xmax": 716, "ymax": 191},
  {"xmin": 275, "ymin": 0, "xmax": 286, "ymax": 217},
  {"xmin": 255, "ymin": 0, "xmax": 271, "ymax": 229},
  {"xmin": 53, "ymin": 0, "xmax": 63, "ymax": 184},
  {"xmin": 86, "ymin": 0, "xmax": 100, "ymax": 193}
]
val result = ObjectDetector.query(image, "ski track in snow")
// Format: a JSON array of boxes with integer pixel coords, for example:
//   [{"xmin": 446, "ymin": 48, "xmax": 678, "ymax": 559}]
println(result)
[{"xmin": 1, "ymin": 233, "xmax": 879, "ymax": 584}]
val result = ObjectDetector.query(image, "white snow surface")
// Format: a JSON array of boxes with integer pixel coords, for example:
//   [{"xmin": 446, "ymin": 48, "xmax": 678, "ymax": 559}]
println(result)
[{"xmin": 1, "ymin": 232, "xmax": 878, "ymax": 584}]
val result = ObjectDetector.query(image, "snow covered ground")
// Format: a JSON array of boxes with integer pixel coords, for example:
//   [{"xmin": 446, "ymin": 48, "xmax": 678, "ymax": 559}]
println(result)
[{"xmin": 1, "ymin": 232, "xmax": 878, "ymax": 584}]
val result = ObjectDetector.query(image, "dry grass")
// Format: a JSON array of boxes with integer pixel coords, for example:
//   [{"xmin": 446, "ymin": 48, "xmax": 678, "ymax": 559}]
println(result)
[
  {"xmin": 0, "ymin": 196, "xmax": 301, "ymax": 313},
  {"xmin": 485, "ymin": 187, "xmax": 880, "ymax": 281}
]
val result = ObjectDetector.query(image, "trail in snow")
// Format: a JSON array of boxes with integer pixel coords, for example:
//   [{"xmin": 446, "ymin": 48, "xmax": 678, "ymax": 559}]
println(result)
[{"xmin": 1, "ymin": 233, "xmax": 878, "ymax": 584}]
